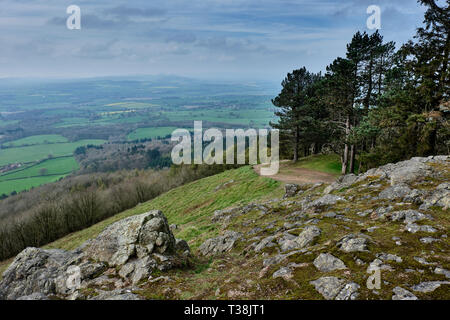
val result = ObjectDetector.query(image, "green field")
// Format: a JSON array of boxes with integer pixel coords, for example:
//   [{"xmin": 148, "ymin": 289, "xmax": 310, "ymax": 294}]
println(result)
[
  {"xmin": 0, "ymin": 139, "xmax": 105, "ymax": 167},
  {"xmin": 0, "ymin": 156, "xmax": 79, "ymax": 195},
  {"xmin": 0, "ymin": 174, "xmax": 67, "ymax": 196},
  {"xmin": 127, "ymin": 127, "xmax": 179, "ymax": 140},
  {"xmin": 4, "ymin": 134, "xmax": 68, "ymax": 147},
  {"xmin": 0, "ymin": 157, "xmax": 78, "ymax": 182}
]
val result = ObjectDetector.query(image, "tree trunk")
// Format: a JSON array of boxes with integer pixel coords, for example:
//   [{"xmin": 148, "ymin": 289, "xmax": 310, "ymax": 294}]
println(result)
[
  {"xmin": 341, "ymin": 115, "xmax": 350, "ymax": 175},
  {"xmin": 293, "ymin": 126, "xmax": 299, "ymax": 162},
  {"xmin": 349, "ymin": 145, "xmax": 356, "ymax": 174}
]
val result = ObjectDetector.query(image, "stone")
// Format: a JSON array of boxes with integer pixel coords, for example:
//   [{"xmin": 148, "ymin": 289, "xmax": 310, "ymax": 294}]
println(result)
[
  {"xmin": 392, "ymin": 287, "xmax": 418, "ymax": 300},
  {"xmin": 199, "ymin": 231, "xmax": 242, "ymax": 256},
  {"xmin": 284, "ymin": 184, "xmax": 301, "ymax": 198},
  {"xmin": 337, "ymin": 234, "xmax": 370, "ymax": 252},
  {"xmin": 420, "ymin": 237, "xmax": 439, "ymax": 244},
  {"xmin": 253, "ymin": 235, "xmax": 277, "ymax": 252},
  {"xmin": 0, "ymin": 247, "xmax": 83, "ymax": 300},
  {"xmin": 89, "ymin": 289, "xmax": 142, "ymax": 300},
  {"xmin": 379, "ymin": 184, "xmax": 411, "ymax": 200},
  {"xmin": 434, "ymin": 267, "xmax": 450, "ymax": 279},
  {"xmin": 310, "ymin": 276, "xmax": 359, "ymax": 300},
  {"xmin": 405, "ymin": 223, "xmax": 437, "ymax": 233},
  {"xmin": 313, "ymin": 253, "xmax": 347, "ymax": 272},
  {"xmin": 17, "ymin": 293, "xmax": 50, "ymax": 300},
  {"xmin": 296, "ymin": 226, "xmax": 321, "ymax": 248},
  {"xmin": 420, "ymin": 182, "xmax": 450, "ymax": 210},
  {"xmin": 376, "ymin": 253, "xmax": 403, "ymax": 263},
  {"xmin": 0, "ymin": 211, "xmax": 189, "ymax": 300},
  {"xmin": 272, "ymin": 267, "xmax": 293, "ymax": 280},
  {"xmin": 390, "ymin": 209, "xmax": 428, "ymax": 224},
  {"xmin": 306, "ymin": 195, "xmax": 345, "ymax": 209},
  {"xmin": 411, "ymin": 281, "xmax": 450, "ymax": 293},
  {"xmin": 323, "ymin": 174, "xmax": 358, "ymax": 194},
  {"xmin": 83, "ymin": 210, "xmax": 176, "ymax": 266}
]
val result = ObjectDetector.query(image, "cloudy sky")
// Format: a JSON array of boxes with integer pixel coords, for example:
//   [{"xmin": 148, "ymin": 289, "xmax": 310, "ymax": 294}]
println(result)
[{"xmin": 0, "ymin": 0, "xmax": 427, "ymax": 81}]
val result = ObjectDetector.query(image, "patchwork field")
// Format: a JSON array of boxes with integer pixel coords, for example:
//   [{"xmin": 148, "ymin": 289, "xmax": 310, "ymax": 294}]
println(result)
[
  {"xmin": 3, "ymin": 134, "xmax": 68, "ymax": 147},
  {"xmin": 127, "ymin": 127, "xmax": 178, "ymax": 140}
]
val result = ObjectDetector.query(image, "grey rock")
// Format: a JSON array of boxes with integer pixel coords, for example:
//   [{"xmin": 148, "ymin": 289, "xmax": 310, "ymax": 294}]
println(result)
[
  {"xmin": 405, "ymin": 223, "xmax": 437, "ymax": 233},
  {"xmin": 284, "ymin": 184, "xmax": 301, "ymax": 198},
  {"xmin": 306, "ymin": 194, "xmax": 345, "ymax": 209},
  {"xmin": 199, "ymin": 231, "xmax": 242, "ymax": 256},
  {"xmin": 323, "ymin": 174, "xmax": 357, "ymax": 194},
  {"xmin": 0, "ymin": 247, "xmax": 83, "ymax": 300},
  {"xmin": 376, "ymin": 253, "xmax": 403, "ymax": 263},
  {"xmin": 390, "ymin": 209, "xmax": 428, "ymax": 224},
  {"xmin": 434, "ymin": 267, "xmax": 450, "ymax": 279},
  {"xmin": 420, "ymin": 183, "xmax": 450, "ymax": 210},
  {"xmin": 272, "ymin": 267, "xmax": 293, "ymax": 279},
  {"xmin": 17, "ymin": 293, "xmax": 50, "ymax": 300},
  {"xmin": 296, "ymin": 226, "xmax": 321, "ymax": 248},
  {"xmin": 310, "ymin": 276, "xmax": 359, "ymax": 300},
  {"xmin": 411, "ymin": 281, "xmax": 450, "ymax": 293},
  {"xmin": 392, "ymin": 287, "xmax": 418, "ymax": 300},
  {"xmin": 313, "ymin": 253, "xmax": 347, "ymax": 272},
  {"xmin": 337, "ymin": 234, "xmax": 370, "ymax": 252},
  {"xmin": 0, "ymin": 211, "xmax": 189, "ymax": 300},
  {"xmin": 83, "ymin": 210, "xmax": 176, "ymax": 266},
  {"xmin": 379, "ymin": 184, "xmax": 411, "ymax": 200},
  {"xmin": 420, "ymin": 237, "xmax": 439, "ymax": 244},
  {"xmin": 89, "ymin": 289, "xmax": 142, "ymax": 300}
]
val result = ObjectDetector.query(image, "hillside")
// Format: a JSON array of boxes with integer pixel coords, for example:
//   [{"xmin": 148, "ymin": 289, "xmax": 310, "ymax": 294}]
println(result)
[{"xmin": 0, "ymin": 156, "xmax": 449, "ymax": 300}]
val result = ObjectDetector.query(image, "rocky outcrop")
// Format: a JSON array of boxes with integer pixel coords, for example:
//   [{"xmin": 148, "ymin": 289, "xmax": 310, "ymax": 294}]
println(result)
[
  {"xmin": 199, "ymin": 231, "xmax": 242, "ymax": 256},
  {"xmin": 310, "ymin": 276, "xmax": 359, "ymax": 300},
  {"xmin": 313, "ymin": 253, "xmax": 347, "ymax": 272},
  {"xmin": 0, "ymin": 210, "xmax": 189, "ymax": 300}
]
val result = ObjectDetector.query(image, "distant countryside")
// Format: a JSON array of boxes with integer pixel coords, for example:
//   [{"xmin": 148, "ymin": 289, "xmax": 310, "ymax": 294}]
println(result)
[{"xmin": 0, "ymin": 76, "xmax": 278, "ymax": 196}]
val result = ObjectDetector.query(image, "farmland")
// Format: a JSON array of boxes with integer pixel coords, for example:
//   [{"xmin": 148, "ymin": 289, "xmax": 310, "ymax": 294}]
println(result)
[{"xmin": 0, "ymin": 76, "xmax": 279, "ymax": 195}]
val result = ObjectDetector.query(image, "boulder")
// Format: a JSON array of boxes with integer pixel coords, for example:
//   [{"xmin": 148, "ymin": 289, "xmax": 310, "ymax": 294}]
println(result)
[
  {"xmin": 0, "ymin": 211, "xmax": 189, "ymax": 300},
  {"xmin": 284, "ymin": 184, "xmax": 301, "ymax": 198},
  {"xmin": 337, "ymin": 234, "xmax": 370, "ymax": 252},
  {"xmin": 310, "ymin": 276, "xmax": 359, "ymax": 300},
  {"xmin": 83, "ymin": 210, "xmax": 176, "ymax": 266},
  {"xmin": 378, "ymin": 184, "xmax": 411, "ymax": 200},
  {"xmin": 392, "ymin": 287, "xmax": 418, "ymax": 300},
  {"xmin": 313, "ymin": 253, "xmax": 347, "ymax": 272},
  {"xmin": 305, "ymin": 195, "xmax": 345, "ymax": 210},
  {"xmin": 420, "ymin": 182, "xmax": 450, "ymax": 210},
  {"xmin": 296, "ymin": 226, "xmax": 322, "ymax": 248},
  {"xmin": 199, "ymin": 231, "xmax": 242, "ymax": 256},
  {"xmin": 0, "ymin": 247, "xmax": 83, "ymax": 300}
]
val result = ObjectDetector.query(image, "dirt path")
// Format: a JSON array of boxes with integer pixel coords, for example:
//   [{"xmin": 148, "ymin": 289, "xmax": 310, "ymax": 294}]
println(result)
[{"xmin": 254, "ymin": 161, "xmax": 337, "ymax": 184}]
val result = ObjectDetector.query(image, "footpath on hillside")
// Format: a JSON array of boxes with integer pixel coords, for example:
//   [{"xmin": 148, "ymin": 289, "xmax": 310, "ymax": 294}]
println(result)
[{"xmin": 254, "ymin": 160, "xmax": 338, "ymax": 184}]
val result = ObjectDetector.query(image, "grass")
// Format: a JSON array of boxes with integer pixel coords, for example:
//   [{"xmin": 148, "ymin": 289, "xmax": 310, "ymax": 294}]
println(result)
[
  {"xmin": 127, "ymin": 127, "xmax": 179, "ymax": 140},
  {"xmin": 0, "ymin": 156, "xmax": 79, "ymax": 195},
  {"xmin": 42, "ymin": 166, "xmax": 283, "ymax": 252},
  {"xmin": 3, "ymin": 134, "xmax": 68, "ymax": 147},
  {"xmin": 293, "ymin": 154, "xmax": 342, "ymax": 175},
  {"xmin": 0, "ymin": 139, "xmax": 105, "ymax": 167}
]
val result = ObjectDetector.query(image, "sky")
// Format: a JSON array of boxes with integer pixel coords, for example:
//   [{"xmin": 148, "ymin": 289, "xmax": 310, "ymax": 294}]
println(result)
[{"xmin": 0, "ymin": 0, "xmax": 428, "ymax": 81}]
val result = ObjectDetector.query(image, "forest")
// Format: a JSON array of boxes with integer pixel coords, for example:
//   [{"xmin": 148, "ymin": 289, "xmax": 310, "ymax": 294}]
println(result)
[{"xmin": 271, "ymin": 0, "xmax": 449, "ymax": 173}]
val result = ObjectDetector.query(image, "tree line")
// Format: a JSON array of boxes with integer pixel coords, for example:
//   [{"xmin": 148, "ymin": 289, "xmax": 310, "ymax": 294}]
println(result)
[{"xmin": 272, "ymin": 0, "xmax": 449, "ymax": 173}]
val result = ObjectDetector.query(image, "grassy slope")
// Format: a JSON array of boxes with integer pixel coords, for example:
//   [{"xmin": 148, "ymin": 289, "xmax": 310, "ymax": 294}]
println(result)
[
  {"xmin": 293, "ymin": 154, "xmax": 342, "ymax": 175},
  {"xmin": 0, "ymin": 155, "xmax": 340, "ymax": 277},
  {"xmin": 43, "ymin": 166, "xmax": 283, "ymax": 252}
]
